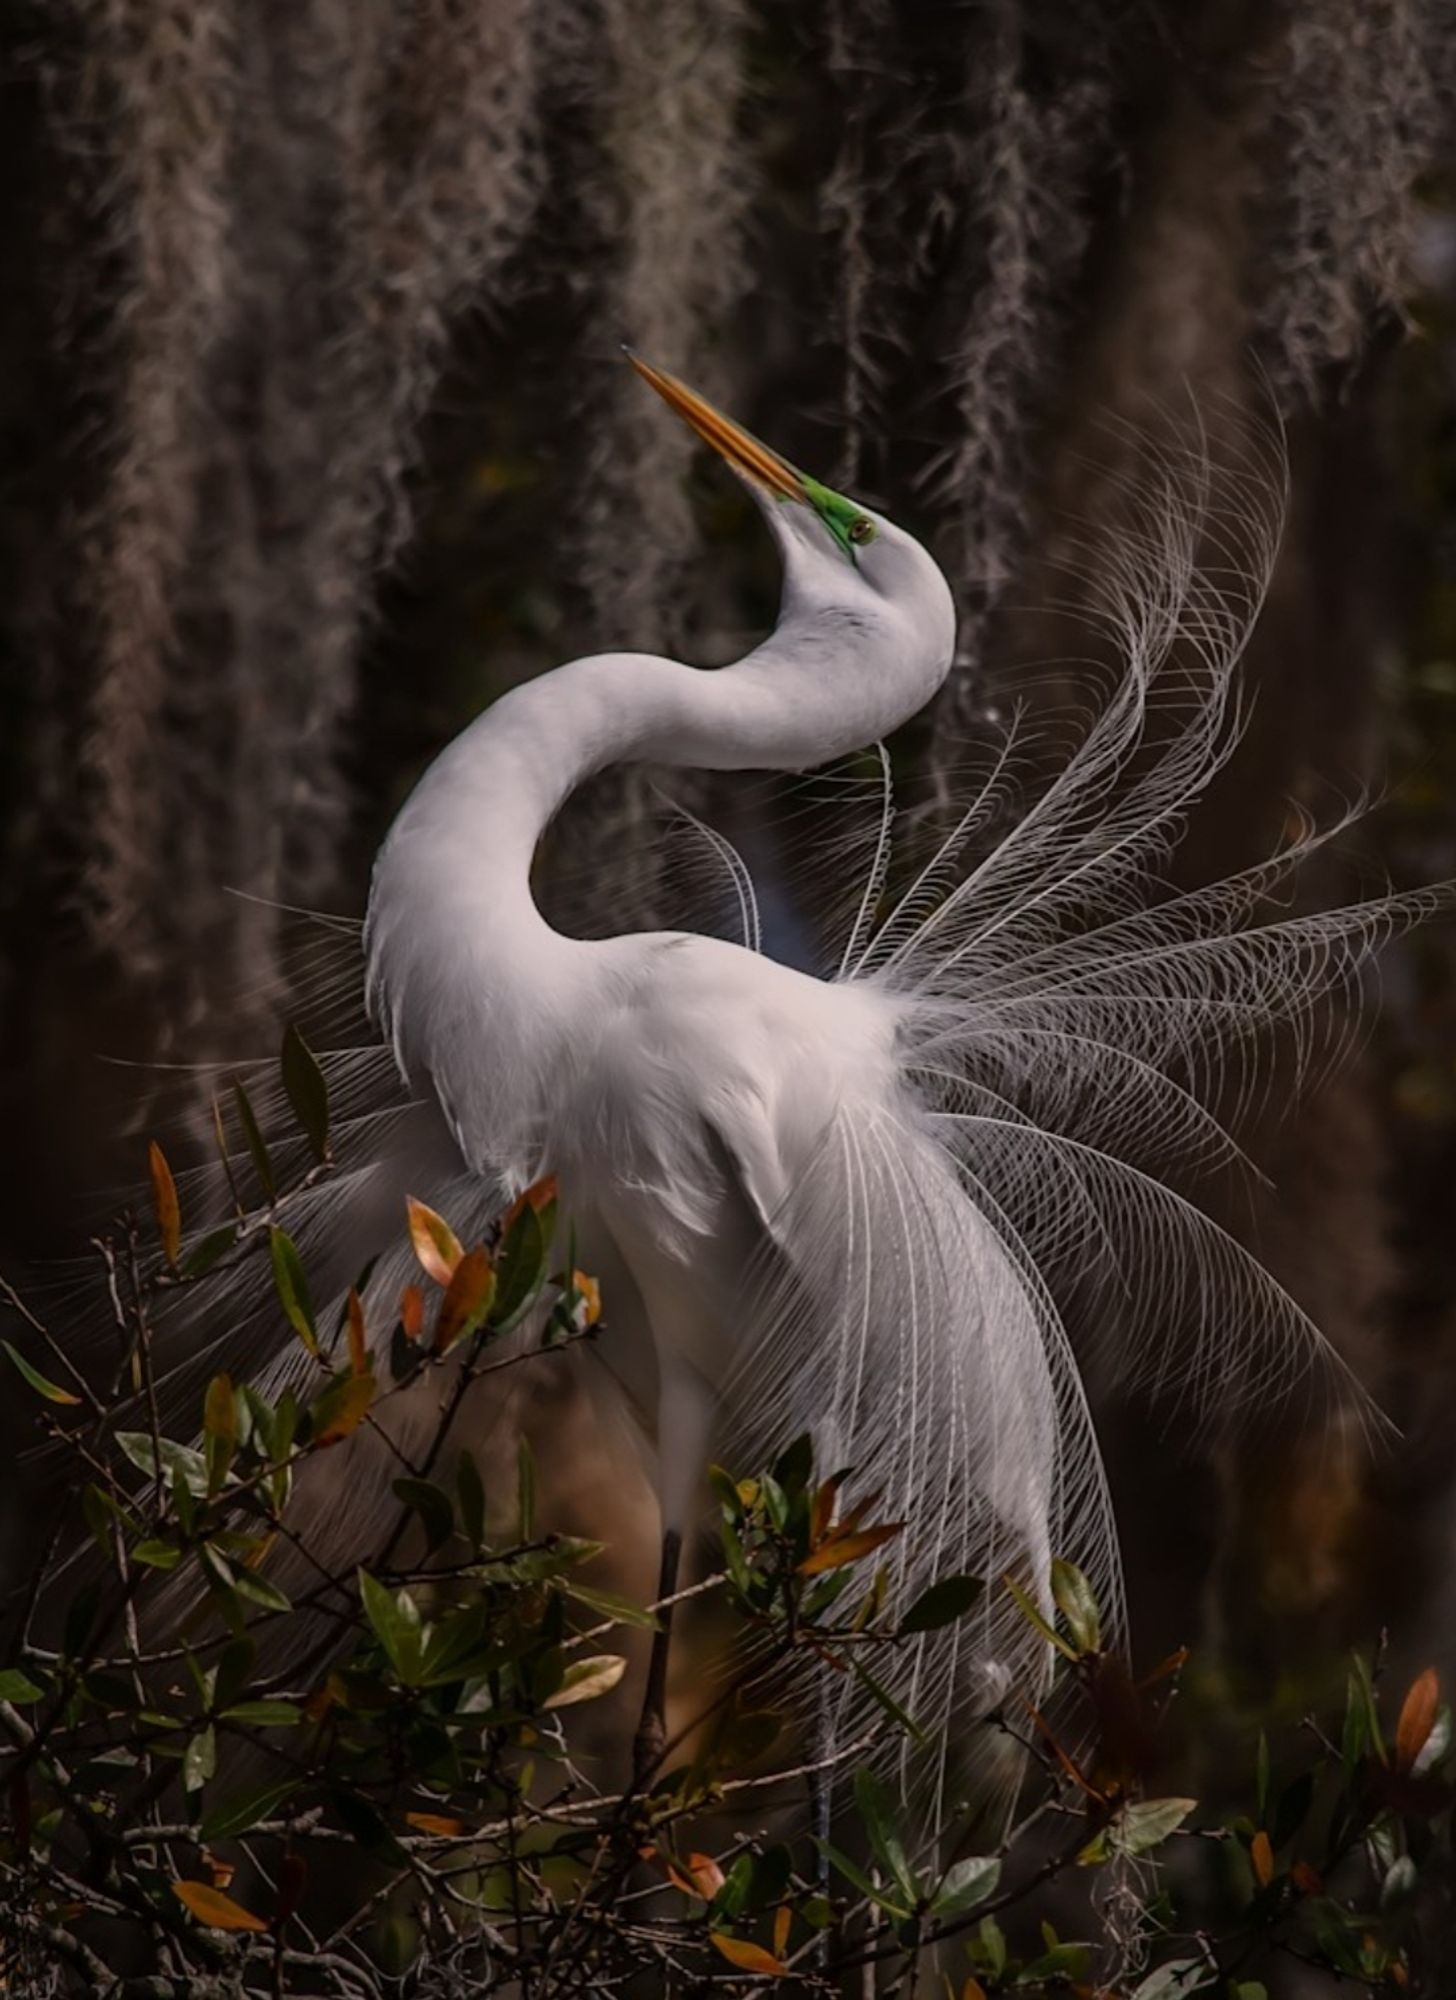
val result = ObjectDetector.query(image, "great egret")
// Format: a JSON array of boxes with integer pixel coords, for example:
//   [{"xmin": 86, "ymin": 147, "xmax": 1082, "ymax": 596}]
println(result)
[{"xmin": 179, "ymin": 358, "xmax": 1442, "ymax": 1795}]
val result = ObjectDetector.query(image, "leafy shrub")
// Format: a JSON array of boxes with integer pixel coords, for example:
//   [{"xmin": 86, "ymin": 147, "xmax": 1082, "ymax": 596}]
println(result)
[{"xmin": 0, "ymin": 1037, "xmax": 1452, "ymax": 1994}]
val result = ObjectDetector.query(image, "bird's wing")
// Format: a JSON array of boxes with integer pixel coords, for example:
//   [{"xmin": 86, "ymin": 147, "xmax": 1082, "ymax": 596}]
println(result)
[{"xmin": 709, "ymin": 1074, "xmax": 1118, "ymax": 1816}]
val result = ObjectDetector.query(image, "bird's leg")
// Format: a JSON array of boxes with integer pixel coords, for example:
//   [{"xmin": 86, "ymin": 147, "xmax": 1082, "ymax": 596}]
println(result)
[
  {"xmin": 631, "ymin": 1359, "xmax": 711, "ymax": 1786},
  {"xmin": 631, "ymin": 1525, "xmax": 683, "ymax": 1785}
]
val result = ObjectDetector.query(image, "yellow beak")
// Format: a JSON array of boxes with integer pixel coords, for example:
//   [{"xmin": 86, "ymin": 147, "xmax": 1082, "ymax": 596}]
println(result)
[{"xmin": 626, "ymin": 351, "xmax": 807, "ymax": 504}]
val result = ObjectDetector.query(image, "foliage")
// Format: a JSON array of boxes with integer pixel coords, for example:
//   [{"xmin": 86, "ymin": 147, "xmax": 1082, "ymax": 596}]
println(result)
[{"xmin": 0, "ymin": 1038, "xmax": 1453, "ymax": 1994}]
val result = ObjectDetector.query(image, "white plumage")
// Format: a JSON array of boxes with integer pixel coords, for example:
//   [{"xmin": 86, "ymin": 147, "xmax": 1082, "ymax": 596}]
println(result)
[{"xmin": 224, "ymin": 365, "xmax": 1444, "ymax": 1792}]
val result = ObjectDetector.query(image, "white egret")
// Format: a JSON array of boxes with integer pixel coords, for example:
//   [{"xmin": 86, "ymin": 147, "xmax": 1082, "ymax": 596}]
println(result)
[{"xmin": 214, "ymin": 359, "xmax": 1443, "ymax": 1791}]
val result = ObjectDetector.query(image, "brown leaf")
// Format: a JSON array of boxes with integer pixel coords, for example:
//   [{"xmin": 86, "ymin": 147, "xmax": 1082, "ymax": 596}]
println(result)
[
  {"xmin": 502, "ymin": 1174, "xmax": 559, "ymax": 1233},
  {"xmin": 1395, "ymin": 1666, "xmax": 1439, "ymax": 1774},
  {"xmin": 313, "ymin": 1373, "xmax": 375, "ymax": 1446},
  {"xmin": 399, "ymin": 1284, "xmax": 425, "ymax": 1342},
  {"xmin": 345, "ymin": 1288, "xmax": 368, "ymax": 1377},
  {"xmin": 710, "ymin": 1932, "xmax": 785, "ymax": 1977},
  {"xmin": 798, "ymin": 1521, "xmax": 904, "ymax": 1576},
  {"xmin": 809, "ymin": 1475, "xmax": 844, "ymax": 1548},
  {"xmin": 172, "ymin": 1880, "xmax": 268, "ymax": 1932},
  {"xmin": 405, "ymin": 1811, "xmax": 466, "ymax": 1838},
  {"xmin": 1250, "ymin": 1829, "xmax": 1274, "ymax": 1888},
  {"xmin": 434, "ymin": 1247, "xmax": 496, "ymax": 1354},
  {"xmin": 1292, "ymin": 1860, "xmax": 1324, "ymax": 1896},
  {"xmin": 1023, "ymin": 1698, "xmax": 1105, "ymax": 1803},
  {"xmin": 406, "ymin": 1197, "xmax": 464, "ymax": 1286},
  {"xmin": 148, "ymin": 1141, "xmax": 181, "ymax": 1266}
]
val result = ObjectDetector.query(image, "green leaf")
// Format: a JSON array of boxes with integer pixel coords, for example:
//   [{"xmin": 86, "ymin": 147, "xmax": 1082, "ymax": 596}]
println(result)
[
  {"xmin": 541, "ymin": 1655, "xmax": 627, "ymax": 1709},
  {"xmin": 200, "ymin": 1777, "xmax": 301, "ymax": 1842},
  {"xmin": 132, "ymin": 1540, "xmax": 184, "ymax": 1571},
  {"xmin": 849, "ymin": 1657, "xmax": 928, "ymax": 1746},
  {"xmin": 2, "ymin": 1339, "xmax": 81, "ymax": 1407},
  {"xmin": 1117, "ymin": 1797, "xmax": 1197, "ymax": 1857},
  {"xmin": 220, "ymin": 1700, "xmax": 301, "ymax": 1728},
  {"xmin": 1003, "ymin": 1574, "xmax": 1078, "ymax": 1661},
  {"xmin": 1050, "ymin": 1557, "xmax": 1101, "ymax": 1654},
  {"xmin": 815, "ymin": 1840, "xmax": 912, "ymax": 1920},
  {"xmin": 494, "ymin": 1202, "xmax": 548, "ymax": 1329},
  {"xmin": 183, "ymin": 1723, "xmax": 217, "ymax": 1794},
  {"xmin": 1018, "ymin": 1943, "xmax": 1093, "ymax": 1985},
  {"xmin": 116, "ymin": 1432, "xmax": 208, "ymax": 1495},
  {"xmin": 269, "ymin": 1227, "xmax": 318, "ymax": 1355},
  {"xmin": 563, "ymin": 1581, "xmax": 659, "ymax": 1630},
  {"xmin": 852, "ymin": 1766, "xmax": 919, "ymax": 1906},
  {"xmin": 230, "ymin": 1568, "xmax": 291, "ymax": 1615},
  {"xmin": 0, "ymin": 1669, "xmax": 44, "ymax": 1703},
  {"xmin": 931, "ymin": 1853, "xmax": 1000, "ymax": 1918},
  {"xmin": 1350, "ymin": 1649, "xmax": 1386, "ymax": 1763},
  {"xmin": 358, "ymin": 1569, "xmax": 423, "ymax": 1683},
  {"xmin": 183, "ymin": 1226, "xmax": 238, "ymax": 1279},
  {"xmin": 900, "ymin": 1574, "xmax": 984, "ymax": 1635},
  {"xmin": 214, "ymin": 1638, "xmax": 255, "ymax": 1711},
  {"xmin": 231, "ymin": 1081, "xmax": 275, "ymax": 1202},
  {"xmin": 393, "ymin": 1477, "xmax": 454, "ymax": 1554},
  {"xmin": 281, "ymin": 1024, "xmax": 330, "ymax": 1162}
]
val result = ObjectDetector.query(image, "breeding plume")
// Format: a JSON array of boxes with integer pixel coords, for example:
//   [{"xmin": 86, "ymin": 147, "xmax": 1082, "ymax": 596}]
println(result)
[{"xmin": 231, "ymin": 361, "xmax": 1440, "ymax": 1786}]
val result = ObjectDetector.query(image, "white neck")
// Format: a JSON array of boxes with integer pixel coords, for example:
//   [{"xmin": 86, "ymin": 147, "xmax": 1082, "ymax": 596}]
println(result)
[{"xmin": 363, "ymin": 575, "xmax": 951, "ymax": 1157}]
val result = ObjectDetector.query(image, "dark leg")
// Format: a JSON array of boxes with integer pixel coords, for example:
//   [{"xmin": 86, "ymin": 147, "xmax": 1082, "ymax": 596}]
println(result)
[{"xmin": 632, "ymin": 1526, "xmax": 682, "ymax": 1785}]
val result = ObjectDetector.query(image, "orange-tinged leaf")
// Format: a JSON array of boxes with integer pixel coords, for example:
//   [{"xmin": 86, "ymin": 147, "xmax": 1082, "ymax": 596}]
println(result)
[
  {"xmin": 345, "ymin": 1288, "xmax": 368, "ymax": 1377},
  {"xmin": 503, "ymin": 1175, "xmax": 559, "ymax": 1232},
  {"xmin": 399, "ymin": 1284, "xmax": 425, "ymax": 1341},
  {"xmin": 1024, "ymin": 1698, "xmax": 1104, "ymax": 1802},
  {"xmin": 1395, "ymin": 1667, "xmax": 1439, "ymax": 1773},
  {"xmin": 710, "ymin": 1933, "xmax": 785, "ymax": 1977},
  {"xmin": 772, "ymin": 1905, "xmax": 791, "ymax": 1960},
  {"xmin": 1250, "ymin": 1829, "xmax": 1274, "ymax": 1888},
  {"xmin": 172, "ymin": 1879, "xmax": 268, "ymax": 1932},
  {"xmin": 434, "ymin": 1247, "xmax": 496, "ymax": 1353},
  {"xmin": 1139, "ymin": 1646, "xmax": 1190, "ymax": 1689},
  {"xmin": 405, "ymin": 1811, "xmax": 465, "ymax": 1838},
  {"xmin": 203, "ymin": 1853, "xmax": 235, "ymax": 1891},
  {"xmin": 962, "ymin": 1982, "xmax": 989, "ymax": 2000},
  {"xmin": 149, "ymin": 1141, "xmax": 181, "ymax": 1266},
  {"xmin": 314, "ymin": 1373, "xmax": 375, "ymax": 1445},
  {"xmin": 406, "ymin": 1197, "xmax": 464, "ymax": 1286},
  {"xmin": 1292, "ymin": 1860, "xmax": 1324, "ymax": 1896},
  {"xmin": 809, "ymin": 1475, "xmax": 843, "ymax": 1547},
  {"xmin": 571, "ymin": 1268, "xmax": 602, "ymax": 1328},
  {"xmin": 798, "ymin": 1521, "xmax": 904, "ymax": 1576},
  {"xmin": 2, "ymin": 1340, "xmax": 82, "ymax": 1407},
  {"xmin": 664, "ymin": 1851, "xmax": 725, "ymax": 1899}
]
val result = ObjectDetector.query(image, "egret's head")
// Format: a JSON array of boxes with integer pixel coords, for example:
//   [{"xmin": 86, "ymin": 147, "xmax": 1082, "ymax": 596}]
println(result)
[{"xmin": 626, "ymin": 352, "xmax": 954, "ymax": 666}]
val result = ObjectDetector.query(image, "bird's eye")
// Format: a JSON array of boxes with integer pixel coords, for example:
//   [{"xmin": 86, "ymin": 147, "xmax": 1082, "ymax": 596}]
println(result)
[{"xmin": 848, "ymin": 517, "xmax": 876, "ymax": 546}]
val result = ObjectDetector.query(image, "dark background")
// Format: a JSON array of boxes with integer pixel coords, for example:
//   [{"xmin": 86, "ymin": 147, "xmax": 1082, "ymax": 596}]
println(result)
[{"xmin": 2, "ymin": 0, "xmax": 1455, "ymax": 1793}]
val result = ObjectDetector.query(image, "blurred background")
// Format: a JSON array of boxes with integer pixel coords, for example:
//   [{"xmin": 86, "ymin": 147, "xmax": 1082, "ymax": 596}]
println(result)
[{"xmin": 2, "ymin": 0, "xmax": 1455, "ymax": 1803}]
